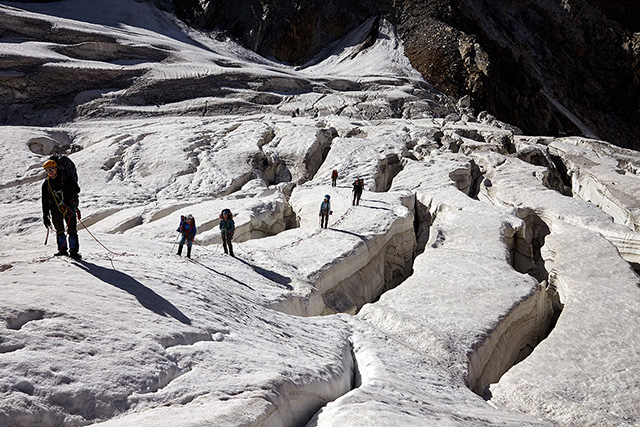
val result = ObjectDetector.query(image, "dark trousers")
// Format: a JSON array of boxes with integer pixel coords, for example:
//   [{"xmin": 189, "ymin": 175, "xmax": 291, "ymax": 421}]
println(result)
[
  {"xmin": 320, "ymin": 211, "xmax": 329, "ymax": 228},
  {"xmin": 222, "ymin": 232, "xmax": 234, "ymax": 256},
  {"xmin": 177, "ymin": 235, "xmax": 192, "ymax": 257},
  {"xmin": 51, "ymin": 208, "xmax": 78, "ymax": 253},
  {"xmin": 331, "ymin": 178, "xmax": 337, "ymax": 187},
  {"xmin": 352, "ymin": 192, "xmax": 362, "ymax": 206}
]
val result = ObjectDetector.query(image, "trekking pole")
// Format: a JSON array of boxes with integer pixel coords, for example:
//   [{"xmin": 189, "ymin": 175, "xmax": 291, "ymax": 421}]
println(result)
[
  {"xmin": 171, "ymin": 233, "xmax": 180, "ymax": 254},
  {"xmin": 44, "ymin": 227, "xmax": 50, "ymax": 245}
]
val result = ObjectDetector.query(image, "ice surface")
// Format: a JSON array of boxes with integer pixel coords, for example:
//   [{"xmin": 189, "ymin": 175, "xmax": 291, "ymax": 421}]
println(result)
[{"xmin": 1, "ymin": 1, "xmax": 639, "ymax": 426}]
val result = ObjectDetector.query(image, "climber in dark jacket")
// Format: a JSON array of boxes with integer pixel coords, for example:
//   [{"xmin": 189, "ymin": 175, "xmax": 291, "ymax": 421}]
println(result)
[
  {"xmin": 42, "ymin": 159, "xmax": 81, "ymax": 259},
  {"xmin": 352, "ymin": 178, "xmax": 364, "ymax": 206},
  {"xmin": 220, "ymin": 209, "xmax": 235, "ymax": 257}
]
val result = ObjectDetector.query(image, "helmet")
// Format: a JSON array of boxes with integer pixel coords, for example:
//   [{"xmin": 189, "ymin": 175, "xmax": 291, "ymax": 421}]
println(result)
[
  {"xmin": 43, "ymin": 159, "xmax": 57, "ymax": 169},
  {"xmin": 324, "ymin": 194, "xmax": 330, "ymax": 200}
]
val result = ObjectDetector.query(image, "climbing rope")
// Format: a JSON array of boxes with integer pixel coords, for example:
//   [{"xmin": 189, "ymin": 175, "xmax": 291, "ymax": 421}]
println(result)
[
  {"xmin": 46, "ymin": 177, "xmax": 125, "ymax": 256},
  {"xmin": 77, "ymin": 215, "xmax": 126, "ymax": 256},
  {"xmin": 47, "ymin": 178, "xmax": 71, "ymax": 230}
]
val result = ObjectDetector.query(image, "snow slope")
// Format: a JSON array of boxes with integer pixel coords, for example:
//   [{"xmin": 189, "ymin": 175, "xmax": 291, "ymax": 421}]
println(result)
[{"xmin": 1, "ymin": 1, "xmax": 639, "ymax": 426}]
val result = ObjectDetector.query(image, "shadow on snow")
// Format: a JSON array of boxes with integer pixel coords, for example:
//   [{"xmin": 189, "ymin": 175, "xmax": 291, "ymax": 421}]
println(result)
[{"xmin": 72, "ymin": 260, "xmax": 192, "ymax": 325}]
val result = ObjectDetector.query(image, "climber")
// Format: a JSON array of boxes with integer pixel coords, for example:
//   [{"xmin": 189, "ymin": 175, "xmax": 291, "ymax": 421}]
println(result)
[
  {"xmin": 177, "ymin": 214, "xmax": 197, "ymax": 258},
  {"xmin": 42, "ymin": 158, "xmax": 82, "ymax": 260},
  {"xmin": 319, "ymin": 194, "xmax": 333, "ymax": 229},
  {"xmin": 220, "ymin": 209, "xmax": 235, "ymax": 257},
  {"xmin": 331, "ymin": 169, "xmax": 338, "ymax": 187},
  {"xmin": 352, "ymin": 178, "xmax": 364, "ymax": 206}
]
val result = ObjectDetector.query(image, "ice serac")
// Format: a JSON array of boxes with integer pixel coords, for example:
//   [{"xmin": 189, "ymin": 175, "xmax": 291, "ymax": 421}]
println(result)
[
  {"xmin": 489, "ymin": 222, "xmax": 640, "ymax": 426},
  {"xmin": 1, "ymin": 1, "xmax": 640, "ymax": 426},
  {"xmin": 471, "ymin": 145, "xmax": 640, "ymax": 425},
  {"xmin": 473, "ymin": 148, "xmax": 640, "ymax": 265},
  {"xmin": 308, "ymin": 151, "xmax": 555, "ymax": 425},
  {"xmin": 260, "ymin": 119, "xmax": 337, "ymax": 185},
  {"xmin": 548, "ymin": 137, "xmax": 640, "ymax": 232},
  {"xmin": 244, "ymin": 186, "xmax": 416, "ymax": 316}
]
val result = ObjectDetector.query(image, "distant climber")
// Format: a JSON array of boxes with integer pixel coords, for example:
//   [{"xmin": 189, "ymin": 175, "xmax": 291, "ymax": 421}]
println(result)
[
  {"xmin": 42, "ymin": 157, "xmax": 81, "ymax": 260},
  {"xmin": 331, "ymin": 169, "xmax": 338, "ymax": 187},
  {"xmin": 177, "ymin": 214, "xmax": 197, "ymax": 258},
  {"xmin": 319, "ymin": 194, "xmax": 333, "ymax": 229},
  {"xmin": 220, "ymin": 209, "xmax": 235, "ymax": 257},
  {"xmin": 352, "ymin": 178, "xmax": 364, "ymax": 206}
]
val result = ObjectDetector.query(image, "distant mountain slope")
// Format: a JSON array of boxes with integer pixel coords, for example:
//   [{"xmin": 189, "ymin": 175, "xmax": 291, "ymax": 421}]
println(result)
[{"xmin": 170, "ymin": 0, "xmax": 640, "ymax": 149}]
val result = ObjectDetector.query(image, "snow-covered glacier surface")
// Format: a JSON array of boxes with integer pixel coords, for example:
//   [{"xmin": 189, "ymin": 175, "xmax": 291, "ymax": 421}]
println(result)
[{"xmin": 0, "ymin": 1, "xmax": 639, "ymax": 426}]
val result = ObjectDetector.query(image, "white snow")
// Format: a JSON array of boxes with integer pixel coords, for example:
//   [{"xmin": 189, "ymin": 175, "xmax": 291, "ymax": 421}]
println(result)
[{"xmin": 1, "ymin": 1, "xmax": 639, "ymax": 426}]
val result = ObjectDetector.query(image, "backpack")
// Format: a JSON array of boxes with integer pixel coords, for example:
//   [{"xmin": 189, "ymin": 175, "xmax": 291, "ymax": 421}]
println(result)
[
  {"xmin": 49, "ymin": 154, "xmax": 78, "ymax": 185},
  {"xmin": 178, "ymin": 215, "xmax": 197, "ymax": 236},
  {"xmin": 332, "ymin": 169, "xmax": 338, "ymax": 178}
]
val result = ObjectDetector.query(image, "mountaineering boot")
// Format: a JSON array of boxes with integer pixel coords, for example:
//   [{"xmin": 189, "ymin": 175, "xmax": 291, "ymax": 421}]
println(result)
[
  {"xmin": 69, "ymin": 238, "xmax": 80, "ymax": 260},
  {"xmin": 229, "ymin": 246, "xmax": 234, "ymax": 257},
  {"xmin": 69, "ymin": 244, "xmax": 82, "ymax": 261},
  {"xmin": 187, "ymin": 246, "xmax": 191, "ymax": 259},
  {"xmin": 177, "ymin": 244, "xmax": 183, "ymax": 256},
  {"xmin": 54, "ymin": 248, "xmax": 68, "ymax": 257}
]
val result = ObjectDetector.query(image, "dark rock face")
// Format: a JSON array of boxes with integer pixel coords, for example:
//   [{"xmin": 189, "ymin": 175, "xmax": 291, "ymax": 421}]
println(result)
[
  {"xmin": 171, "ymin": 0, "xmax": 395, "ymax": 64},
  {"xmin": 172, "ymin": 0, "xmax": 640, "ymax": 149},
  {"xmin": 438, "ymin": 0, "xmax": 640, "ymax": 150}
]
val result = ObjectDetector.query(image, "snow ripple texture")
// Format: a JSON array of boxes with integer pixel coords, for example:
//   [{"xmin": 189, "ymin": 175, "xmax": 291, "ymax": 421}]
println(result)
[{"xmin": 0, "ymin": 1, "xmax": 638, "ymax": 426}]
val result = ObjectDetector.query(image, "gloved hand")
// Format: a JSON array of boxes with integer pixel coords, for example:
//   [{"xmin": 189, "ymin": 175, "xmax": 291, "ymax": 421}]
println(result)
[
  {"xmin": 43, "ymin": 216, "xmax": 51, "ymax": 228},
  {"xmin": 76, "ymin": 208, "xmax": 82, "ymax": 220}
]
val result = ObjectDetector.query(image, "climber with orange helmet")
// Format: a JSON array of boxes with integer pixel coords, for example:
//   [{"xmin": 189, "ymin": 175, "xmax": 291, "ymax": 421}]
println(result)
[{"xmin": 42, "ymin": 157, "xmax": 81, "ymax": 259}]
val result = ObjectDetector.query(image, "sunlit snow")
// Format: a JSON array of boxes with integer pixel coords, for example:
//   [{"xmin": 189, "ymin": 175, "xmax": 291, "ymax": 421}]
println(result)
[{"xmin": 1, "ymin": 1, "xmax": 639, "ymax": 426}]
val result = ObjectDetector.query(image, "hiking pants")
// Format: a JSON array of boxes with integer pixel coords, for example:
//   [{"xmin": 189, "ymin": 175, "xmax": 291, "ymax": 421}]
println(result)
[
  {"xmin": 352, "ymin": 191, "xmax": 362, "ymax": 206},
  {"xmin": 331, "ymin": 178, "xmax": 337, "ymax": 187},
  {"xmin": 222, "ymin": 232, "xmax": 234, "ymax": 256},
  {"xmin": 51, "ymin": 207, "xmax": 78, "ymax": 253},
  {"xmin": 320, "ymin": 211, "xmax": 329, "ymax": 229},
  {"xmin": 178, "ymin": 235, "xmax": 193, "ymax": 257}
]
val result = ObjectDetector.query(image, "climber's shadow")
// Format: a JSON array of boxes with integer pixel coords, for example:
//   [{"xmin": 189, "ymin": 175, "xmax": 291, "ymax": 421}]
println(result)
[{"xmin": 73, "ymin": 260, "xmax": 191, "ymax": 325}]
